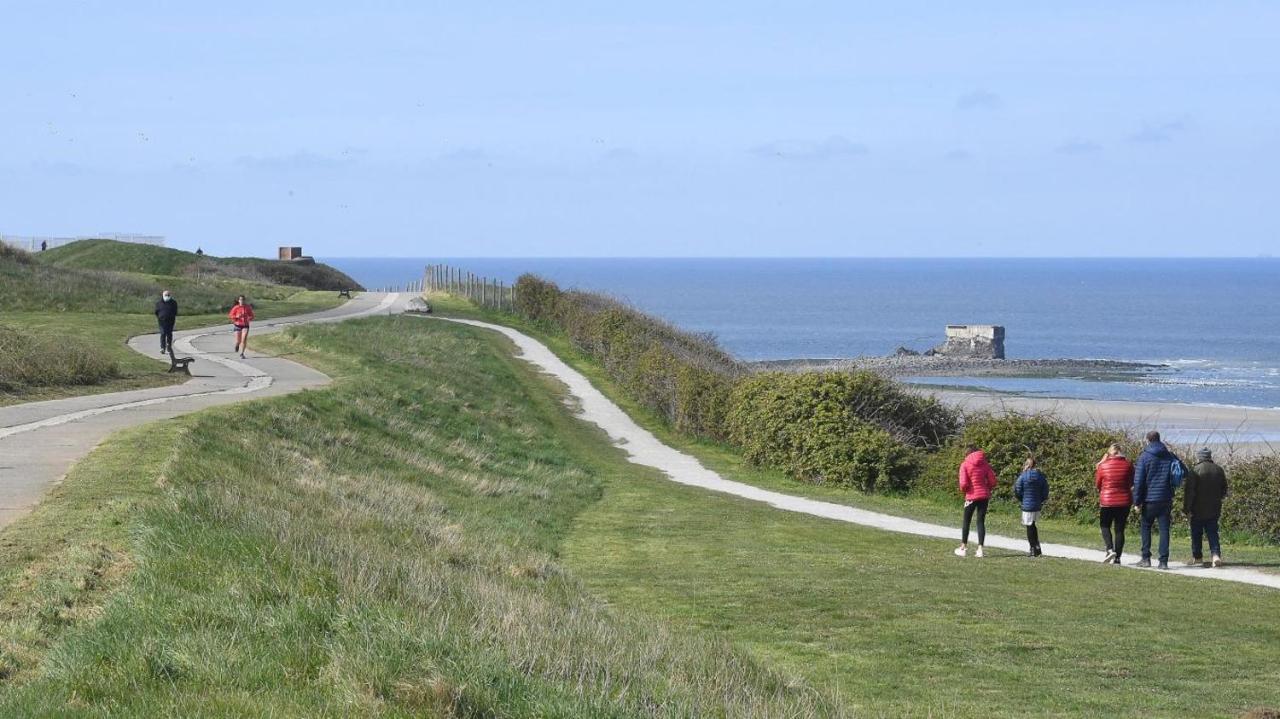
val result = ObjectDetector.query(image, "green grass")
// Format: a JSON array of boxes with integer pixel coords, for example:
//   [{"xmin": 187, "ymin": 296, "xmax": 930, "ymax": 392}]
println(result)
[
  {"xmin": 562, "ymin": 462, "xmax": 1280, "ymax": 717},
  {"xmin": 427, "ymin": 293, "xmax": 1280, "ymax": 716},
  {"xmin": 0, "ymin": 291, "xmax": 345, "ymax": 406},
  {"xmin": 0, "ymin": 317, "xmax": 839, "ymax": 717},
  {"xmin": 37, "ymin": 239, "xmax": 363, "ymax": 291},
  {"xmin": 428, "ymin": 292, "xmax": 1280, "ymax": 573}
]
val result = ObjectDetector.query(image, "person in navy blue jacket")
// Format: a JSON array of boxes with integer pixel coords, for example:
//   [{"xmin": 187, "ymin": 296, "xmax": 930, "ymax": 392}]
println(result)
[
  {"xmin": 1133, "ymin": 430, "xmax": 1180, "ymax": 569},
  {"xmin": 1013, "ymin": 456, "xmax": 1049, "ymax": 557}
]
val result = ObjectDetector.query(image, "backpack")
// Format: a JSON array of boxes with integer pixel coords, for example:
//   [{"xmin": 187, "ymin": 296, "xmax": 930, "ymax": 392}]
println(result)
[{"xmin": 1170, "ymin": 457, "xmax": 1186, "ymax": 489}]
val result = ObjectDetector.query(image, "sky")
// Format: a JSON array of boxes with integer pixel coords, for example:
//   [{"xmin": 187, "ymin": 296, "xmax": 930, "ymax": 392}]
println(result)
[{"xmin": 2, "ymin": 2, "xmax": 1278, "ymax": 257}]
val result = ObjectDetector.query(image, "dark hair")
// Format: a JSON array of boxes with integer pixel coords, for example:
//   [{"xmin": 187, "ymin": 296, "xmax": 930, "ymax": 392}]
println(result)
[
  {"xmin": 965, "ymin": 444, "xmax": 980, "ymax": 454},
  {"xmin": 236, "ymin": 295, "xmax": 246, "ymax": 302},
  {"xmin": 1145, "ymin": 430, "xmax": 1161, "ymax": 443}
]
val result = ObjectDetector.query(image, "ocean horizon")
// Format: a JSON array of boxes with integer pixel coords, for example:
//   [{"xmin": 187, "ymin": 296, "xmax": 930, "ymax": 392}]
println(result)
[{"xmin": 324, "ymin": 257, "xmax": 1280, "ymax": 409}]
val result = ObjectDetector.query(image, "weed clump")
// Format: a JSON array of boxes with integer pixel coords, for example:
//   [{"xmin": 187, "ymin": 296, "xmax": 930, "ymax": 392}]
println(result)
[{"xmin": 0, "ymin": 324, "xmax": 119, "ymax": 392}]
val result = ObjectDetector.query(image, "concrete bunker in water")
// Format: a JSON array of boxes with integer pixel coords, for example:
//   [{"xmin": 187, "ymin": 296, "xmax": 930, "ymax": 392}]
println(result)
[{"xmin": 928, "ymin": 324, "xmax": 1006, "ymax": 360}]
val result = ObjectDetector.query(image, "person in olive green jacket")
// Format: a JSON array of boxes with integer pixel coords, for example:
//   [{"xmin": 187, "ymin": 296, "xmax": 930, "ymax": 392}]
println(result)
[{"xmin": 1183, "ymin": 448, "xmax": 1229, "ymax": 567}]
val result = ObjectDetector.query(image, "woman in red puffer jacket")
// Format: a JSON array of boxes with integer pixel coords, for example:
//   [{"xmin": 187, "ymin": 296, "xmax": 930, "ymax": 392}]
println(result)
[
  {"xmin": 954, "ymin": 445, "xmax": 998, "ymax": 558},
  {"xmin": 1095, "ymin": 444, "xmax": 1135, "ymax": 564}
]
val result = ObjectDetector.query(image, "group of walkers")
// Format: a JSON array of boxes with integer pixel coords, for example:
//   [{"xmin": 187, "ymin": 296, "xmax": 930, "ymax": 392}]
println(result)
[
  {"xmin": 153, "ymin": 291, "xmax": 255, "ymax": 358},
  {"xmin": 954, "ymin": 431, "xmax": 1230, "ymax": 569}
]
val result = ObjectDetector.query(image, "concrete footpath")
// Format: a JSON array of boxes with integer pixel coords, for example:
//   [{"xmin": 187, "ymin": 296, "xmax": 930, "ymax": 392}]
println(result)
[
  {"xmin": 0, "ymin": 292, "xmax": 406, "ymax": 529},
  {"xmin": 426, "ymin": 315, "xmax": 1280, "ymax": 592}
]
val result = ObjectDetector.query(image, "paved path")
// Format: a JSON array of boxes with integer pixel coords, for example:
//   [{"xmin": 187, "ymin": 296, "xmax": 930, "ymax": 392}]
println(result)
[
  {"xmin": 427, "ymin": 316, "xmax": 1280, "ymax": 591},
  {"xmin": 0, "ymin": 292, "xmax": 406, "ymax": 529}
]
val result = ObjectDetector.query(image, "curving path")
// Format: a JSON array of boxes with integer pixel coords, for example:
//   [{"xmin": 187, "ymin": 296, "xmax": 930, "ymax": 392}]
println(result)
[
  {"xmin": 0, "ymin": 292, "xmax": 406, "ymax": 529},
  {"xmin": 425, "ymin": 316, "xmax": 1280, "ymax": 591}
]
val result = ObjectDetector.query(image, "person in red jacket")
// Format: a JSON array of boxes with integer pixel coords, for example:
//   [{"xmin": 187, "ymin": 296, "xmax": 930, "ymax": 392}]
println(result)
[
  {"xmin": 228, "ymin": 295, "xmax": 255, "ymax": 359},
  {"xmin": 955, "ymin": 445, "xmax": 998, "ymax": 558},
  {"xmin": 1095, "ymin": 444, "xmax": 1135, "ymax": 564}
]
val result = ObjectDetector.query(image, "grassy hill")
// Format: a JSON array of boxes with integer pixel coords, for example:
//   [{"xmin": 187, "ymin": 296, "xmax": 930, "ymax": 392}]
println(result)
[
  {"xmin": 2, "ymin": 315, "xmax": 1278, "ymax": 717},
  {"xmin": 0, "ymin": 242, "xmax": 345, "ymax": 404},
  {"xmin": 37, "ymin": 239, "xmax": 364, "ymax": 292}
]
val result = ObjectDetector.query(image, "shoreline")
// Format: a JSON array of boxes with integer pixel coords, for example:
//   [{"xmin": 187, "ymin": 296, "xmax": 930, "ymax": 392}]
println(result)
[{"xmin": 916, "ymin": 386, "xmax": 1280, "ymax": 457}]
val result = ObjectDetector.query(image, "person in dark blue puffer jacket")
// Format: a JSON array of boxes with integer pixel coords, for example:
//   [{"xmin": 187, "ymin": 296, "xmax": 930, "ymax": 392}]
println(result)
[
  {"xmin": 1133, "ymin": 430, "xmax": 1180, "ymax": 569},
  {"xmin": 1013, "ymin": 456, "xmax": 1049, "ymax": 557}
]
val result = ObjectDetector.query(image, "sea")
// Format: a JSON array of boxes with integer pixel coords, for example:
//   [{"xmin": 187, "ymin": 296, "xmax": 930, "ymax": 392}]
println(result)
[{"xmin": 323, "ymin": 257, "xmax": 1280, "ymax": 409}]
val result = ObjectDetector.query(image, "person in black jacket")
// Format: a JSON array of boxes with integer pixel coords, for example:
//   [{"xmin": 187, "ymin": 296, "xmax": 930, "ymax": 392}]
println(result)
[
  {"xmin": 1184, "ymin": 448, "xmax": 1229, "ymax": 568},
  {"xmin": 155, "ymin": 290, "xmax": 178, "ymax": 354}
]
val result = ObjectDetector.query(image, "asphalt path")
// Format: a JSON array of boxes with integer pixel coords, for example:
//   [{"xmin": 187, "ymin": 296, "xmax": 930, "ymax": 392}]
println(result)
[{"xmin": 0, "ymin": 292, "xmax": 406, "ymax": 529}]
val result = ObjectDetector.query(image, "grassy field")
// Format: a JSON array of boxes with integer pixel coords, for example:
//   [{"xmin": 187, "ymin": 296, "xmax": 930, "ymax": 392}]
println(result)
[
  {"xmin": 0, "ymin": 317, "xmax": 839, "ymax": 717},
  {"xmin": 5, "ymin": 307, "xmax": 1279, "ymax": 716},
  {"xmin": 0, "ymin": 292, "xmax": 344, "ymax": 406}
]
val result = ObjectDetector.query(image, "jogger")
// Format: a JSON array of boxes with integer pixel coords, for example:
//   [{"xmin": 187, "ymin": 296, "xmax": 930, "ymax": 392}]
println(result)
[{"xmin": 228, "ymin": 295, "xmax": 255, "ymax": 359}]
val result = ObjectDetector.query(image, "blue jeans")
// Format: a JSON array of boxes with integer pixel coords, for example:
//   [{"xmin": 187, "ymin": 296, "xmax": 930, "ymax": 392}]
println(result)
[
  {"xmin": 1139, "ymin": 502, "xmax": 1172, "ymax": 563},
  {"xmin": 1190, "ymin": 517, "xmax": 1221, "ymax": 559}
]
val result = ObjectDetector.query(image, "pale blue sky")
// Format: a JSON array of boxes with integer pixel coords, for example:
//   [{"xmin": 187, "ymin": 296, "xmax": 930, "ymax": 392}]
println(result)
[{"xmin": 3, "ymin": 2, "xmax": 1278, "ymax": 257}]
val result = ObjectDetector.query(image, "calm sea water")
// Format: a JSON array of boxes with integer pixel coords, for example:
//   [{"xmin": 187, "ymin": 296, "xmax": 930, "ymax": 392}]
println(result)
[{"xmin": 325, "ymin": 257, "xmax": 1280, "ymax": 408}]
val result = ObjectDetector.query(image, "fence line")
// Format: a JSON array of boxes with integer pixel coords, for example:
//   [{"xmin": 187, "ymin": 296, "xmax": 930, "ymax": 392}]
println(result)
[
  {"xmin": 369, "ymin": 279, "xmax": 425, "ymax": 293},
  {"xmin": 0, "ymin": 233, "xmax": 165, "ymax": 253},
  {"xmin": 423, "ymin": 263, "xmax": 515, "ymax": 312}
]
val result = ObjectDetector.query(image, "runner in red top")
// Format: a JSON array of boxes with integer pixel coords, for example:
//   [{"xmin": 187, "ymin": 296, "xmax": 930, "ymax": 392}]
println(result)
[{"xmin": 229, "ymin": 295, "xmax": 255, "ymax": 359}]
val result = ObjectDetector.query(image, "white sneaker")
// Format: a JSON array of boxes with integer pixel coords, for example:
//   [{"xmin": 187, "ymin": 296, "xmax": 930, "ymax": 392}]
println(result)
[
  {"xmin": 1212, "ymin": 555, "xmax": 1223, "ymax": 568},
  {"xmin": 953, "ymin": 545, "xmax": 967, "ymax": 557},
  {"xmin": 975, "ymin": 546, "xmax": 985, "ymax": 558},
  {"xmin": 1103, "ymin": 550, "xmax": 1116, "ymax": 564}
]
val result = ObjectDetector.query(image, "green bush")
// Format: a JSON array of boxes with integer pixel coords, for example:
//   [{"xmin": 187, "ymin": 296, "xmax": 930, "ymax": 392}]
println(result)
[
  {"xmin": 0, "ymin": 324, "xmax": 119, "ymax": 392},
  {"xmin": 726, "ymin": 373, "xmax": 922, "ymax": 492},
  {"xmin": 512, "ymin": 275, "xmax": 742, "ymax": 440},
  {"xmin": 917, "ymin": 414, "xmax": 1134, "ymax": 519},
  {"xmin": 1221, "ymin": 455, "xmax": 1280, "ymax": 543}
]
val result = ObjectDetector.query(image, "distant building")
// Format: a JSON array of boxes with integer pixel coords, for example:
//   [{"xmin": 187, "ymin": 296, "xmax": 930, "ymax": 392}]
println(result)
[
  {"xmin": 929, "ymin": 324, "xmax": 1006, "ymax": 359},
  {"xmin": 278, "ymin": 246, "xmax": 303, "ymax": 261}
]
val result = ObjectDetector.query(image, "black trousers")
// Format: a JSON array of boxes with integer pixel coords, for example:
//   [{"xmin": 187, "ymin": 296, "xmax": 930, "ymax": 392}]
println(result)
[
  {"xmin": 962, "ymin": 499, "xmax": 989, "ymax": 545},
  {"xmin": 1100, "ymin": 505, "xmax": 1128, "ymax": 557},
  {"xmin": 159, "ymin": 321, "xmax": 175, "ymax": 352}
]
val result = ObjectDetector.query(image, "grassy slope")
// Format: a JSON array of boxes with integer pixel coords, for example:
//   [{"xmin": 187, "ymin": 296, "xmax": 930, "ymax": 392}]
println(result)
[
  {"xmin": 37, "ymin": 239, "xmax": 364, "ymax": 291},
  {"xmin": 426, "ymin": 294, "xmax": 1280, "ymax": 716},
  {"xmin": 429, "ymin": 294, "xmax": 1280, "ymax": 572},
  {"xmin": 0, "ymin": 317, "xmax": 838, "ymax": 717}
]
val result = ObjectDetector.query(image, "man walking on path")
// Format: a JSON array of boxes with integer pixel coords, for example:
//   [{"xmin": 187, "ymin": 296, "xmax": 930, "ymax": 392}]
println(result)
[
  {"xmin": 1134, "ymin": 430, "xmax": 1180, "ymax": 569},
  {"xmin": 1184, "ymin": 448, "xmax": 1229, "ymax": 568},
  {"xmin": 155, "ymin": 290, "xmax": 178, "ymax": 354}
]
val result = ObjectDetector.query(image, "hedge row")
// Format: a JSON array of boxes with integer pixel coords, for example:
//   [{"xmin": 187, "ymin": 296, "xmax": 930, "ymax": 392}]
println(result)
[{"xmin": 512, "ymin": 275, "xmax": 957, "ymax": 488}]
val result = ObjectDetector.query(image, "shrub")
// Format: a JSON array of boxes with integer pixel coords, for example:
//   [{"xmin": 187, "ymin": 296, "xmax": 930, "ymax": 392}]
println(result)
[
  {"xmin": 726, "ymin": 372, "xmax": 922, "ymax": 492},
  {"xmin": 0, "ymin": 324, "xmax": 119, "ymax": 392},
  {"xmin": 511, "ymin": 275, "xmax": 742, "ymax": 441},
  {"xmin": 1221, "ymin": 455, "xmax": 1280, "ymax": 543},
  {"xmin": 917, "ymin": 413, "xmax": 1134, "ymax": 519}
]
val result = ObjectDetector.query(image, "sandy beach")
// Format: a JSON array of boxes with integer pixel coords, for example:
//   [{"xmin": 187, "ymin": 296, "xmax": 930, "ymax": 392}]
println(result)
[{"xmin": 918, "ymin": 387, "xmax": 1280, "ymax": 457}]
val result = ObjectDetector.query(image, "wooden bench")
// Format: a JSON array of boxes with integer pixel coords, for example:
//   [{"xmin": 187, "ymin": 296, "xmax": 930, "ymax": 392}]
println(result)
[
  {"xmin": 338, "ymin": 288, "xmax": 352, "ymax": 298},
  {"xmin": 167, "ymin": 348, "xmax": 196, "ymax": 375}
]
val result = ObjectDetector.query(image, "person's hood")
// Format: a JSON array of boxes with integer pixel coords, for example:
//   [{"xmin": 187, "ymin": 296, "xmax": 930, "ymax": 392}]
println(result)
[
  {"xmin": 963, "ymin": 450, "xmax": 988, "ymax": 465},
  {"xmin": 1143, "ymin": 441, "xmax": 1171, "ymax": 458}
]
